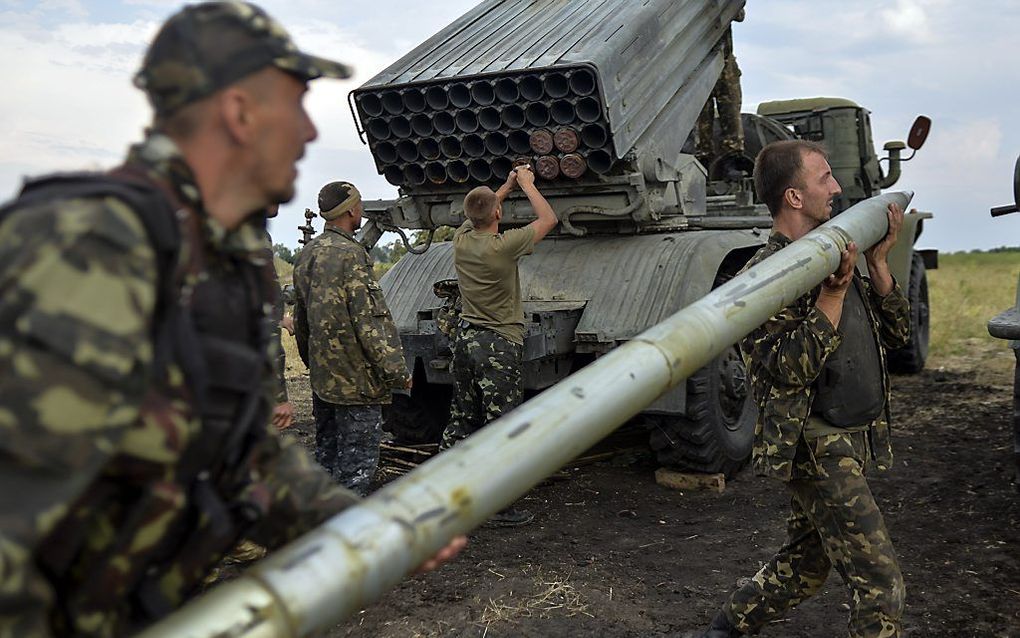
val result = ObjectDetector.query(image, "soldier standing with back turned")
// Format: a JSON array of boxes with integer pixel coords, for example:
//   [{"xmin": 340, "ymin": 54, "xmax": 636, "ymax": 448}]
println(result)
[
  {"xmin": 292, "ymin": 181, "xmax": 410, "ymax": 495},
  {"xmin": 693, "ymin": 140, "xmax": 910, "ymax": 638},
  {"xmin": 439, "ymin": 166, "xmax": 558, "ymax": 526}
]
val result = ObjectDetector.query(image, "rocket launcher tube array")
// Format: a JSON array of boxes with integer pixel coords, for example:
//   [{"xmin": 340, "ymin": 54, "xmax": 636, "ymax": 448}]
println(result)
[{"xmin": 138, "ymin": 191, "xmax": 912, "ymax": 638}]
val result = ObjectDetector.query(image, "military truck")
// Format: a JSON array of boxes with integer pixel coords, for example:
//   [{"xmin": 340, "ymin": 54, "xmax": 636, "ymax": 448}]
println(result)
[
  {"xmin": 986, "ymin": 155, "xmax": 1020, "ymax": 491},
  {"xmin": 346, "ymin": 0, "xmax": 936, "ymax": 476}
]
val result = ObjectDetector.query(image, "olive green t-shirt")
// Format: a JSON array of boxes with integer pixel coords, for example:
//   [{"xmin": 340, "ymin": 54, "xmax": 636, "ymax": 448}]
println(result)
[{"xmin": 453, "ymin": 220, "xmax": 536, "ymax": 345}]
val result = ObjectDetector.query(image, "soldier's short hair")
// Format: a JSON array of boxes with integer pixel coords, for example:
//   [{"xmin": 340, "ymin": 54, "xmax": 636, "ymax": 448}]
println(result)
[
  {"xmin": 754, "ymin": 140, "xmax": 828, "ymax": 216},
  {"xmin": 464, "ymin": 187, "xmax": 498, "ymax": 225}
]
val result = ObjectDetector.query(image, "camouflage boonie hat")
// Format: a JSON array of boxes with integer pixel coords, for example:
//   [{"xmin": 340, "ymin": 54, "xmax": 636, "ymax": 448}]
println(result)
[
  {"xmin": 134, "ymin": 1, "xmax": 352, "ymax": 116},
  {"xmin": 318, "ymin": 181, "xmax": 361, "ymax": 220}
]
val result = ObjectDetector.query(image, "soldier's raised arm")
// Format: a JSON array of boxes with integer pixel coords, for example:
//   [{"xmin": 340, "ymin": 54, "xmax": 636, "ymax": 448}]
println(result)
[{"xmin": 515, "ymin": 166, "xmax": 558, "ymax": 243}]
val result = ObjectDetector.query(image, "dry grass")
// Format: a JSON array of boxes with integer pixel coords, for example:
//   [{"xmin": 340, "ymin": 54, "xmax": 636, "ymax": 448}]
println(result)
[
  {"xmin": 476, "ymin": 569, "xmax": 593, "ymax": 634},
  {"xmin": 928, "ymin": 251, "xmax": 1020, "ymax": 358}
]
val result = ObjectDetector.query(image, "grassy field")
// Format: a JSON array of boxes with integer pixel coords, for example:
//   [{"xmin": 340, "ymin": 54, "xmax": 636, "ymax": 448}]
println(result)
[
  {"xmin": 928, "ymin": 251, "xmax": 1020, "ymax": 361},
  {"xmin": 276, "ymin": 249, "xmax": 1020, "ymax": 376}
]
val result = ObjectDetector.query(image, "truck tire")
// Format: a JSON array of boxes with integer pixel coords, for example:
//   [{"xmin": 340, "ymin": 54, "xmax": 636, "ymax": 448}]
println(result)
[
  {"xmin": 888, "ymin": 251, "xmax": 930, "ymax": 374},
  {"xmin": 648, "ymin": 345, "xmax": 757, "ymax": 478}
]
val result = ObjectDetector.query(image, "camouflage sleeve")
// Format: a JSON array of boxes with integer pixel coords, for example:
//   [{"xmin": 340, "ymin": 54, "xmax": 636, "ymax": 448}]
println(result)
[
  {"xmin": 865, "ymin": 277, "xmax": 911, "ymax": 350},
  {"xmin": 0, "ymin": 199, "xmax": 157, "ymax": 637},
  {"xmin": 244, "ymin": 430, "xmax": 359, "ymax": 547},
  {"xmin": 740, "ymin": 299, "xmax": 843, "ymax": 389},
  {"xmin": 345, "ymin": 257, "xmax": 410, "ymax": 390},
  {"xmin": 270, "ymin": 278, "xmax": 288, "ymax": 403},
  {"xmin": 292, "ymin": 258, "xmax": 311, "ymax": 369}
]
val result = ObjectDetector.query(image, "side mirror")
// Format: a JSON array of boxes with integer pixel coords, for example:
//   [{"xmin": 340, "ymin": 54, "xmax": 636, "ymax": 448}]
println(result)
[
  {"xmin": 1013, "ymin": 154, "xmax": 1020, "ymax": 210},
  {"xmin": 907, "ymin": 115, "xmax": 932, "ymax": 151},
  {"xmin": 989, "ymin": 155, "xmax": 1020, "ymax": 217}
]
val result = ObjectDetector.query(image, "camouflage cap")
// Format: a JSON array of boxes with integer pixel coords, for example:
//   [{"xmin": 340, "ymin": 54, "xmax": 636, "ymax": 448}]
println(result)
[
  {"xmin": 318, "ymin": 181, "xmax": 361, "ymax": 220},
  {"xmin": 134, "ymin": 1, "xmax": 352, "ymax": 117}
]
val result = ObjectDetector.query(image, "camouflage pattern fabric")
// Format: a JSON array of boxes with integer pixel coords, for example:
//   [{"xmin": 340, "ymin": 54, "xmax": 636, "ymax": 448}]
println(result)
[
  {"xmin": 712, "ymin": 231, "xmax": 912, "ymax": 637},
  {"xmin": 0, "ymin": 133, "xmax": 357, "ymax": 637},
  {"xmin": 740, "ymin": 232, "xmax": 911, "ymax": 481},
  {"xmin": 311, "ymin": 397, "xmax": 383, "ymax": 496},
  {"xmin": 696, "ymin": 29, "xmax": 744, "ymax": 162},
  {"xmin": 292, "ymin": 226, "xmax": 409, "ymax": 405},
  {"xmin": 134, "ymin": 1, "xmax": 351, "ymax": 117},
  {"xmin": 263, "ymin": 236, "xmax": 288, "ymax": 403},
  {"xmin": 441, "ymin": 324, "xmax": 523, "ymax": 449},
  {"xmin": 724, "ymin": 431, "xmax": 905, "ymax": 637},
  {"xmin": 433, "ymin": 278, "xmax": 463, "ymax": 340}
]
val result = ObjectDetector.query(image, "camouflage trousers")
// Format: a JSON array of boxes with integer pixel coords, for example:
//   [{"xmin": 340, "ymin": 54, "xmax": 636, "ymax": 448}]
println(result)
[
  {"xmin": 696, "ymin": 49, "xmax": 744, "ymax": 162},
  {"xmin": 441, "ymin": 324, "xmax": 523, "ymax": 450},
  {"xmin": 724, "ymin": 431, "xmax": 904, "ymax": 637},
  {"xmin": 311, "ymin": 395, "xmax": 382, "ymax": 496}
]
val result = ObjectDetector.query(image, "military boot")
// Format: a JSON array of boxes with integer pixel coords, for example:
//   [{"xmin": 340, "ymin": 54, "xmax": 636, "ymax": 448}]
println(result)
[{"xmin": 694, "ymin": 611, "xmax": 743, "ymax": 638}]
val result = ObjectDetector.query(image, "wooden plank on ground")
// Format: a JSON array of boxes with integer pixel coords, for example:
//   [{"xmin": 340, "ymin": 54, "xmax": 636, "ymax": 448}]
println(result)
[{"xmin": 654, "ymin": 468, "xmax": 726, "ymax": 494}]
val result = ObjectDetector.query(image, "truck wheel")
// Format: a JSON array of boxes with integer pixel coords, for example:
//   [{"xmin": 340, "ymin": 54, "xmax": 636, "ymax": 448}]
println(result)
[
  {"xmin": 648, "ymin": 345, "xmax": 757, "ymax": 478},
  {"xmin": 888, "ymin": 251, "xmax": 930, "ymax": 374},
  {"xmin": 382, "ymin": 383, "xmax": 450, "ymax": 444}
]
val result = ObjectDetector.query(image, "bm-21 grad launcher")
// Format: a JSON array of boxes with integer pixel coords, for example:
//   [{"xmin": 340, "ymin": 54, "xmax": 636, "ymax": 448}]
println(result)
[{"xmin": 349, "ymin": 0, "xmax": 935, "ymax": 475}]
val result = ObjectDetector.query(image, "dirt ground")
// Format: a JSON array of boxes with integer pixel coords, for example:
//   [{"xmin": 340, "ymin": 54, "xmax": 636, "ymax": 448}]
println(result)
[{"xmin": 281, "ymin": 349, "xmax": 1020, "ymax": 638}]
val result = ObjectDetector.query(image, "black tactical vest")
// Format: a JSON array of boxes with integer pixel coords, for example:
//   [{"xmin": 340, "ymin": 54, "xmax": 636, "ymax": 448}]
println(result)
[
  {"xmin": 811, "ymin": 277, "xmax": 886, "ymax": 427},
  {"xmin": 2, "ymin": 170, "xmax": 276, "ymax": 630}
]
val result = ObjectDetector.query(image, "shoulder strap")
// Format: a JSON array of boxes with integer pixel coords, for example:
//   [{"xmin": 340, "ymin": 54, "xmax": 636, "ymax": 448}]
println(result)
[{"xmin": 1, "ymin": 170, "xmax": 207, "ymax": 402}]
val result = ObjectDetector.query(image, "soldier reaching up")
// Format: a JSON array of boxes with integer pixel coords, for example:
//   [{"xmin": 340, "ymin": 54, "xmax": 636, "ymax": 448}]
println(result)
[{"xmin": 440, "ymin": 165, "xmax": 558, "ymax": 526}]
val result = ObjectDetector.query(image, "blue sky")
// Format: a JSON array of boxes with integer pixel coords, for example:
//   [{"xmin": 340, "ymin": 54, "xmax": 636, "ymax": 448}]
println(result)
[{"xmin": 1, "ymin": 0, "xmax": 1019, "ymax": 252}]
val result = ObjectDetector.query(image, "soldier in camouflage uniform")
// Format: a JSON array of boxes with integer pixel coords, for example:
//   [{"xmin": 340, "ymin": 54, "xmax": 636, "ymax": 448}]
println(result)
[
  {"xmin": 292, "ymin": 181, "xmax": 410, "ymax": 495},
  {"xmin": 696, "ymin": 9, "xmax": 745, "ymax": 170},
  {"xmin": 695, "ymin": 140, "xmax": 911, "ymax": 638},
  {"xmin": 265, "ymin": 205, "xmax": 294, "ymax": 431},
  {"xmin": 439, "ymin": 166, "xmax": 558, "ymax": 526},
  {"xmin": 0, "ymin": 4, "xmax": 462, "ymax": 636}
]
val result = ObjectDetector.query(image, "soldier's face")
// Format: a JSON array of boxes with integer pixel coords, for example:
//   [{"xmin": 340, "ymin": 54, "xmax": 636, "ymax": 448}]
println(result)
[
  {"xmin": 795, "ymin": 151, "xmax": 841, "ymax": 226},
  {"xmin": 250, "ymin": 70, "xmax": 318, "ymax": 206}
]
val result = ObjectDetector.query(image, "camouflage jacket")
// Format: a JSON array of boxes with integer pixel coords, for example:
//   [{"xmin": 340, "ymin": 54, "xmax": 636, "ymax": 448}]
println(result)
[
  {"xmin": 293, "ymin": 226, "xmax": 409, "ymax": 405},
  {"xmin": 0, "ymin": 134, "xmax": 357, "ymax": 638},
  {"xmin": 741, "ymin": 232, "xmax": 911, "ymax": 481},
  {"xmin": 263, "ymin": 235, "xmax": 288, "ymax": 404}
]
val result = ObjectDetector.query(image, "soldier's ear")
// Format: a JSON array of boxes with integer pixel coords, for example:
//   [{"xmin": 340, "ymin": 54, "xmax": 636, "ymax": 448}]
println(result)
[
  {"xmin": 219, "ymin": 86, "xmax": 257, "ymax": 145},
  {"xmin": 784, "ymin": 186, "xmax": 802, "ymax": 211}
]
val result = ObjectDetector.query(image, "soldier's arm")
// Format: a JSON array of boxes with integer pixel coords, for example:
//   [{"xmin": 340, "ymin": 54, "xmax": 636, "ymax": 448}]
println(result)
[
  {"xmin": 0, "ymin": 200, "xmax": 156, "ymax": 636},
  {"xmin": 740, "ymin": 302, "xmax": 843, "ymax": 389},
  {"xmin": 244, "ymin": 432, "xmax": 359, "ymax": 547},
  {"xmin": 344, "ymin": 255, "xmax": 410, "ymax": 389},
  {"xmin": 268, "ymin": 266, "xmax": 289, "ymax": 404},
  {"xmin": 862, "ymin": 202, "xmax": 910, "ymax": 349},
  {"xmin": 292, "ymin": 259, "xmax": 311, "ymax": 368},
  {"xmin": 516, "ymin": 167, "xmax": 558, "ymax": 244}
]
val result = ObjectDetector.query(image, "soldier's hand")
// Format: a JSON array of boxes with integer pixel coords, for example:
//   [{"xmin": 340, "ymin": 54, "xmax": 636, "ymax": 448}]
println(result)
[
  {"xmin": 272, "ymin": 402, "xmax": 294, "ymax": 430},
  {"xmin": 280, "ymin": 314, "xmax": 295, "ymax": 336},
  {"xmin": 514, "ymin": 165, "xmax": 535, "ymax": 188},
  {"xmin": 502, "ymin": 169, "xmax": 519, "ymax": 191},
  {"xmin": 865, "ymin": 203, "xmax": 905, "ymax": 265},
  {"xmin": 412, "ymin": 535, "xmax": 467, "ymax": 575},
  {"xmin": 822, "ymin": 241, "xmax": 857, "ymax": 294}
]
